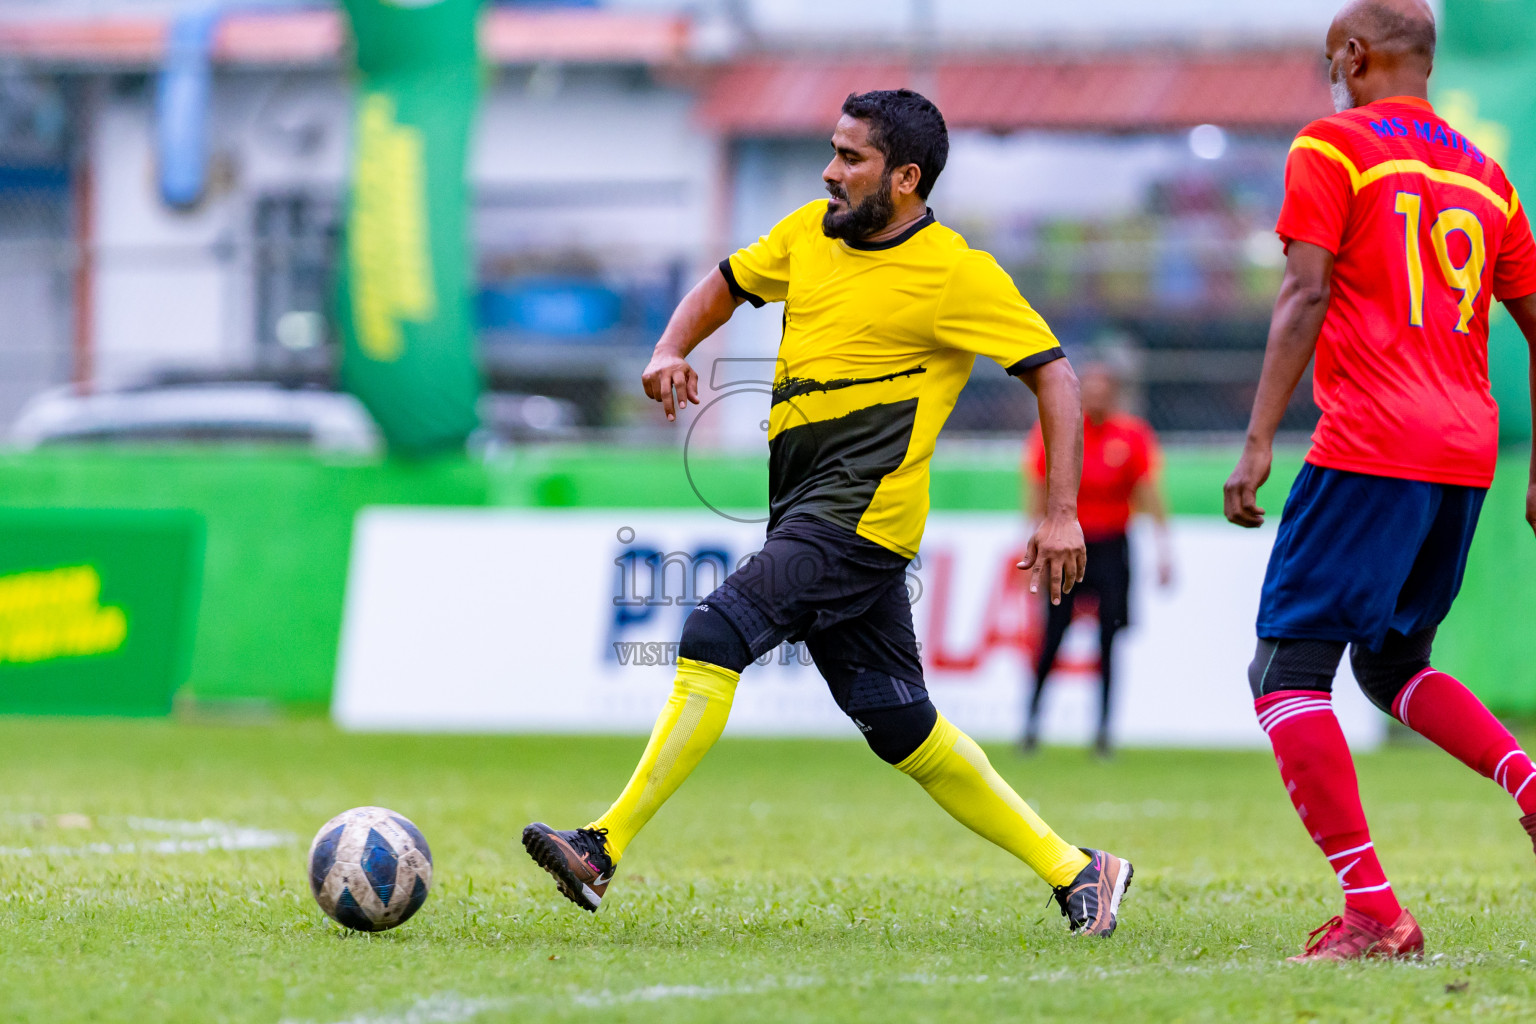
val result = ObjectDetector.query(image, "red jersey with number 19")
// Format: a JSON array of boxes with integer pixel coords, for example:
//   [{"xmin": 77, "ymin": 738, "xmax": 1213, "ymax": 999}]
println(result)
[{"xmin": 1276, "ymin": 96, "xmax": 1536, "ymax": 488}]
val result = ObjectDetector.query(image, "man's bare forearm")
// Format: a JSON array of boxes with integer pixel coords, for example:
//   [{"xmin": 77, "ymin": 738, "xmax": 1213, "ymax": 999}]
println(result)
[
  {"xmin": 1224, "ymin": 240, "xmax": 1333, "ymax": 527},
  {"xmin": 1025, "ymin": 474, "xmax": 1046, "ymax": 521},
  {"xmin": 642, "ymin": 268, "xmax": 745, "ymax": 419},
  {"xmin": 655, "ymin": 268, "xmax": 741, "ymax": 358},
  {"xmin": 1246, "ymin": 272, "xmax": 1330, "ymax": 449},
  {"xmin": 1022, "ymin": 358, "xmax": 1082, "ymax": 519},
  {"xmin": 1016, "ymin": 357, "xmax": 1086, "ymax": 600}
]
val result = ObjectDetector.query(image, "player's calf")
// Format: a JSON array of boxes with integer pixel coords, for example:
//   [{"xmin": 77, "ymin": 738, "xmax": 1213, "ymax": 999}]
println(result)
[
  {"xmin": 1354, "ymin": 635, "xmax": 1536, "ymax": 851},
  {"xmin": 889, "ymin": 711, "xmax": 1134, "ymax": 935}
]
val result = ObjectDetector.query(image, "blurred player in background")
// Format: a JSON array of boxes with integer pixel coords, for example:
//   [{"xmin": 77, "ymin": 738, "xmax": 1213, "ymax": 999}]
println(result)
[
  {"xmin": 1224, "ymin": 0, "xmax": 1536, "ymax": 961},
  {"xmin": 1022, "ymin": 360, "xmax": 1172, "ymax": 756},
  {"xmin": 524, "ymin": 89, "xmax": 1136, "ymax": 936}
]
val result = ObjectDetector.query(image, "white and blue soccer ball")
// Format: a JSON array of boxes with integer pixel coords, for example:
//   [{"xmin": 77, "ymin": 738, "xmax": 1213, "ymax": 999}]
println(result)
[{"xmin": 308, "ymin": 806, "xmax": 433, "ymax": 931}]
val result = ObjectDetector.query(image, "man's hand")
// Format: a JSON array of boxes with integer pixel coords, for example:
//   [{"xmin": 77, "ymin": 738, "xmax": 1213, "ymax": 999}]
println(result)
[
  {"xmin": 1018, "ymin": 513, "xmax": 1086, "ymax": 605},
  {"xmin": 1224, "ymin": 443, "xmax": 1272, "ymax": 528},
  {"xmin": 641, "ymin": 348, "xmax": 699, "ymax": 422}
]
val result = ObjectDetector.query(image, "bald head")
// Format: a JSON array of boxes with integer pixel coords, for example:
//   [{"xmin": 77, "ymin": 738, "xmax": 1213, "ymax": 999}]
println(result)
[
  {"xmin": 1326, "ymin": 0, "xmax": 1436, "ymax": 111},
  {"xmin": 1333, "ymin": 0, "xmax": 1436, "ymax": 64}
]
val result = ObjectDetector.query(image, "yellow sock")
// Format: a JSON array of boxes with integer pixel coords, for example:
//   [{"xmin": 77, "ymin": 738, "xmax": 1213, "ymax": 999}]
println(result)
[
  {"xmin": 588, "ymin": 658, "xmax": 738, "ymax": 861},
  {"xmin": 897, "ymin": 714, "xmax": 1090, "ymax": 887}
]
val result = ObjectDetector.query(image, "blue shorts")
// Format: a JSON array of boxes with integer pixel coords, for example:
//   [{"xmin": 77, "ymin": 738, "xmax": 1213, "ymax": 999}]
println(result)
[{"xmin": 1256, "ymin": 463, "xmax": 1486, "ymax": 651}]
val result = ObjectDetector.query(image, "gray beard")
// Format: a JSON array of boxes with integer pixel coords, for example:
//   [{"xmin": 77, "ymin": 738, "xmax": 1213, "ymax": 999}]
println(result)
[{"xmin": 1331, "ymin": 77, "xmax": 1356, "ymax": 113}]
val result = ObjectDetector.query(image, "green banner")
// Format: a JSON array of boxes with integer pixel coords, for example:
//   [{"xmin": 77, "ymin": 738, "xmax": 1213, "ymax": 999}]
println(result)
[
  {"xmin": 0, "ymin": 510, "xmax": 203, "ymax": 716},
  {"xmin": 337, "ymin": 0, "xmax": 483, "ymax": 456},
  {"xmin": 1436, "ymin": 0, "xmax": 1536, "ymax": 442}
]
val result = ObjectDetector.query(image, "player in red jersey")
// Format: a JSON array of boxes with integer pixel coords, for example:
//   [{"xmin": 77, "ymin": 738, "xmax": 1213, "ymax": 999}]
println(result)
[
  {"xmin": 1225, "ymin": 0, "xmax": 1536, "ymax": 962},
  {"xmin": 1023, "ymin": 362, "xmax": 1172, "ymax": 756}
]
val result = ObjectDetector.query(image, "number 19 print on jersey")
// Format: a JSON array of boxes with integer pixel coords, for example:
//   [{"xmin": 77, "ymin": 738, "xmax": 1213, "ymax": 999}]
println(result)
[{"xmin": 1276, "ymin": 95, "xmax": 1536, "ymax": 489}]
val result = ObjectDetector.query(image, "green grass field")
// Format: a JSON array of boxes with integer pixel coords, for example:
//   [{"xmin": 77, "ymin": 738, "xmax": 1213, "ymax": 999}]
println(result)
[{"xmin": 0, "ymin": 719, "xmax": 1533, "ymax": 1022}]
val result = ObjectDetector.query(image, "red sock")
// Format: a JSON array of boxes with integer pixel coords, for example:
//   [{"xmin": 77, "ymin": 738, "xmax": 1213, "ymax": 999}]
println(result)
[
  {"xmin": 1256, "ymin": 690, "xmax": 1402, "ymax": 926},
  {"xmin": 1394, "ymin": 668, "xmax": 1536, "ymax": 815}
]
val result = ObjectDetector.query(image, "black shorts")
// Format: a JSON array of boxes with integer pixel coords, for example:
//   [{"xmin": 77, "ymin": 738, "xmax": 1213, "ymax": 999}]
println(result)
[
  {"xmin": 703, "ymin": 514, "xmax": 927, "ymax": 713},
  {"xmin": 1052, "ymin": 534, "xmax": 1131, "ymax": 629}
]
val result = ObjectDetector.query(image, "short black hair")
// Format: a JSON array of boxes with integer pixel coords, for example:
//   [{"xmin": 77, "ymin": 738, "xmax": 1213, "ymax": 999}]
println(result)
[{"xmin": 840, "ymin": 89, "xmax": 949, "ymax": 200}]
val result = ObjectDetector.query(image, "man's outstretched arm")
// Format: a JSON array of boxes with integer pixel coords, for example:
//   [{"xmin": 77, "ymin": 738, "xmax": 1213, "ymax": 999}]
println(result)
[
  {"xmin": 1016, "ymin": 357, "xmax": 1086, "ymax": 604},
  {"xmin": 1224, "ymin": 240, "xmax": 1334, "ymax": 527},
  {"xmin": 641, "ymin": 268, "xmax": 744, "ymax": 421},
  {"xmin": 1504, "ymin": 292, "xmax": 1536, "ymax": 538}
]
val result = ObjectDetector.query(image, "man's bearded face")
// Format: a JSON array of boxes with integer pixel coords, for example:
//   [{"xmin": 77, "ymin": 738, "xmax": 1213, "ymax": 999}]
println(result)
[{"xmin": 822, "ymin": 173, "xmax": 896, "ymax": 241}]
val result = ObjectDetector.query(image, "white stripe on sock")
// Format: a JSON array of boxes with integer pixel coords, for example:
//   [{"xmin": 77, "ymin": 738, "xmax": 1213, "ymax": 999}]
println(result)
[
  {"xmin": 1257, "ymin": 698, "xmax": 1331, "ymax": 729},
  {"xmin": 1513, "ymin": 770, "xmax": 1535, "ymax": 804},
  {"xmin": 1259, "ymin": 708, "xmax": 1330, "ymax": 733},
  {"xmin": 1495, "ymin": 751, "xmax": 1520, "ymax": 790},
  {"xmin": 1395, "ymin": 670, "xmax": 1434, "ymax": 729},
  {"xmin": 1260, "ymin": 703, "xmax": 1334, "ymax": 733},
  {"xmin": 1341, "ymin": 881, "xmax": 1393, "ymax": 894},
  {"xmin": 1326, "ymin": 841, "xmax": 1375, "ymax": 860},
  {"xmin": 1260, "ymin": 707, "xmax": 1333, "ymax": 733}
]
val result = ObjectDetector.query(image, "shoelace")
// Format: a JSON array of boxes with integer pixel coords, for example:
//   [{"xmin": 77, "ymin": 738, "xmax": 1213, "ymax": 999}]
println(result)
[
  {"xmin": 1301, "ymin": 916, "xmax": 1345, "ymax": 955},
  {"xmin": 1048, "ymin": 883, "xmax": 1087, "ymax": 920},
  {"xmin": 574, "ymin": 827, "xmax": 612, "ymax": 865}
]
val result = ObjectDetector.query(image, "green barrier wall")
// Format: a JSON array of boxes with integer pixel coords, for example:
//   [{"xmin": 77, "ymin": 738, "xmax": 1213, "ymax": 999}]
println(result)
[
  {"xmin": 0, "ymin": 447, "xmax": 1529, "ymax": 713},
  {"xmin": 0, "ymin": 451, "xmax": 485, "ymax": 709},
  {"xmin": 1437, "ymin": 0, "xmax": 1536, "ymax": 442},
  {"xmin": 0, "ymin": 509, "xmax": 201, "ymax": 715}
]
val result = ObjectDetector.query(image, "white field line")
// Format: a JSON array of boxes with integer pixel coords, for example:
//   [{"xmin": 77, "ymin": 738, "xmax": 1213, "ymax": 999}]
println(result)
[
  {"xmin": 288, "ymin": 941, "xmax": 1497, "ymax": 1022},
  {"xmin": 0, "ymin": 817, "xmax": 293, "ymax": 857},
  {"xmin": 288, "ymin": 966, "xmax": 1246, "ymax": 1024},
  {"xmin": 568, "ymin": 975, "xmax": 822, "ymax": 1007},
  {"xmin": 294, "ymin": 995, "xmax": 509, "ymax": 1024}
]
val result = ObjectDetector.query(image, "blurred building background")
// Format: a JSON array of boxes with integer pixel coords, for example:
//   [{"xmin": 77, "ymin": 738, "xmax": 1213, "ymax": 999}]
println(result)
[
  {"xmin": 0, "ymin": 0, "xmax": 1366, "ymax": 445},
  {"xmin": 2, "ymin": 0, "xmax": 1534, "ymax": 726}
]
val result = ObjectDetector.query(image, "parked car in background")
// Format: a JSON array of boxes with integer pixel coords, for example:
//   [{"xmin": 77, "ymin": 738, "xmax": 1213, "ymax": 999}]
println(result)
[
  {"xmin": 9, "ymin": 383, "xmax": 383, "ymax": 453},
  {"xmin": 9, "ymin": 381, "xmax": 583, "ymax": 454}
]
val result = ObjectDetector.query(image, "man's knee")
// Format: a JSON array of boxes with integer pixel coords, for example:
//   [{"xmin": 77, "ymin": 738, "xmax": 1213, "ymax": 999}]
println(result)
[
  {"xmin": 1350, "ymin": 629, "xmax": 1435, "ymax": 713},
  {"xmin": 1248, "ymin": 638, "xmax": 1345, "ymax": 699},
  {"xmin": 852, "ymin": 699, "xmax": 939, "ymax": 765},
  {"xmin": 817, "ymin": 660, "xmax": 937, "ymax": 764},
  {"xmin": 677, "ymin": 604, "xmax": 751, "ymax": 673}
]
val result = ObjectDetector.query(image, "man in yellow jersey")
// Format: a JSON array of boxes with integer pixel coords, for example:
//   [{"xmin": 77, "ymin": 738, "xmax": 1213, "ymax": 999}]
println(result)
[{"xmin": 523, "ymin": 89, "xmax": 1133, "ymax": 936}]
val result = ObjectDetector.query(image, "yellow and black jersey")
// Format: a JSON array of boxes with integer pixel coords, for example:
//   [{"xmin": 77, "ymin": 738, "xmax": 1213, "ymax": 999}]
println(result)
[{"xmin": 720, "ymin": 200, "xmax": 1063, "ymax": 558}]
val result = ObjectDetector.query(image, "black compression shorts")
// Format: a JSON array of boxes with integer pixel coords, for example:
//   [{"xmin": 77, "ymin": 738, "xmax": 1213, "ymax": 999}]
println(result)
[{"xmin": 701, "ymin": 514, "xmax": 927, "ymax": 713}]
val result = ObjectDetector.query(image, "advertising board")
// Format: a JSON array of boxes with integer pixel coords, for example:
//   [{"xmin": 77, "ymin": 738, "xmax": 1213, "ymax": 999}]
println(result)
[
  {"xmin": 0, "ymin": 509, "xmax": 203, "ymax": 716},
  {"xmin": 335, "ymin": 509, "xmax": 1385, "ymax": 748}
]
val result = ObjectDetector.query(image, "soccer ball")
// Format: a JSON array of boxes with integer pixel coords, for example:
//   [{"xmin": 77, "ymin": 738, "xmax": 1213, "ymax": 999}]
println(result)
[{"xmin": 308, "ymin": 806, "xmax": 433, "ymax": 931}]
